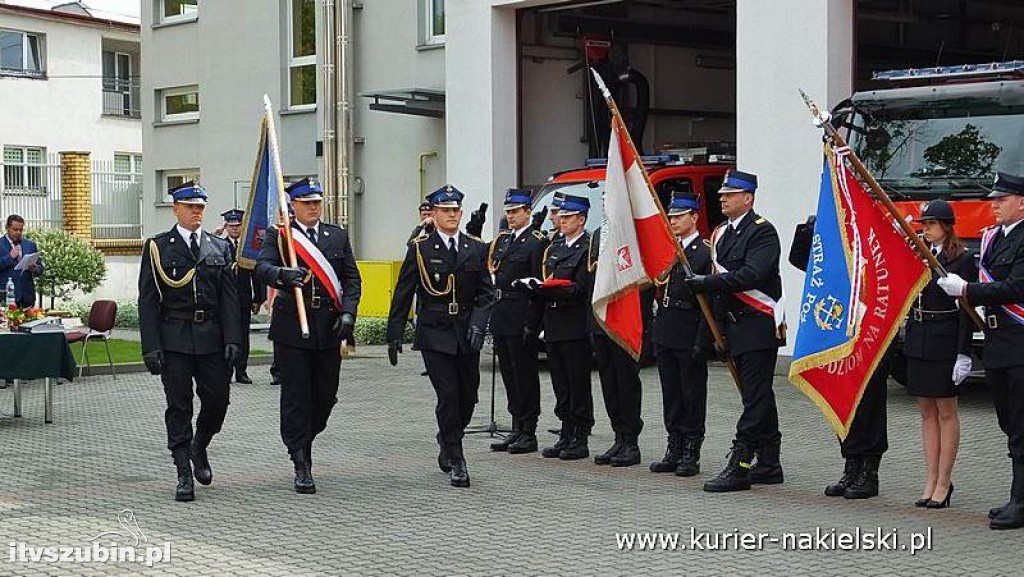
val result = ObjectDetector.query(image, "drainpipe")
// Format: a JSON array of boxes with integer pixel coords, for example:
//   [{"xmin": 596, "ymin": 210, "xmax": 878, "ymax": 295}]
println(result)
[
  {"xmin": 419, "ymin": 151, "xmax": 438, "ymax": 200},
  {"xmin": 335, "ymin": 0, "xmax": 354, "ymax": 234},
  {"xmin": 320, "ymin": 0, "xmax": 336, "ymax": 221}
]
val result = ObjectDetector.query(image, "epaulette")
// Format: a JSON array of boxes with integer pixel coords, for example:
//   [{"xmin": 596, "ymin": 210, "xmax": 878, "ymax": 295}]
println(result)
[
  {"xmin": 703, "ymin": 239, "xmax": 712, "ymax": 248},
  {"xmin": 151, "ymin": 230, "xmax": 172, "ymax": 240},
  {"xmin": 755, "ymin": 217, "xmax": 766, "ymax": 225},
  {"xmin": 532, "ymin": 230, "xmax": 547, "ymax": 241},
  {"xmin": 466, "ymin": 233, "xmax": 483, "ymax": 242}
]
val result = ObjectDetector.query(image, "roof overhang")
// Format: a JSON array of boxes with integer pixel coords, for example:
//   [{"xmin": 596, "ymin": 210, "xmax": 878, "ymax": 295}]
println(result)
[{"xmin": 360, "ymin": 88, "xmax": 445, "ymax": 119}]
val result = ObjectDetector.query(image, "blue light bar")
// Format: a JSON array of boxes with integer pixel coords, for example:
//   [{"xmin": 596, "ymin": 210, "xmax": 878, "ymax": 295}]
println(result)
[
  {"xmin": 874, "ymin": 61, "xmax": 1024, "ymax": 82},
  {"xmin": 584, "ymin": 153, "xmax": 679, "ymax": 168}
]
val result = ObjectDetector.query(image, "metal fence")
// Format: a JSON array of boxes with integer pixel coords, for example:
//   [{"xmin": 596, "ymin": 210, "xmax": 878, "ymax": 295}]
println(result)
[
  {"xmin": 92, "ymin": 159, "xmax": 142, "ymax": 239},
  {"xmin": 0, "ymin": 153, "xmax": 62, "ymax": 230},
  {"xmin": 102, "ymin": 79, "xmax": 141, "ymax": 119}
]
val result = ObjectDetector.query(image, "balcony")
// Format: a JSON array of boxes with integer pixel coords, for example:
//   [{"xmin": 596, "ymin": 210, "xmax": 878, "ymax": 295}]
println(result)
[{"xmin": 102, "ymin": 79, "xmax": 141, "ymax": 119}]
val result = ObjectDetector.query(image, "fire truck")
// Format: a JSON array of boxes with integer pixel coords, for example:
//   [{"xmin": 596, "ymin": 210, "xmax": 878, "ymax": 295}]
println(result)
[{"xmin": 832, "ymin": 61, "xmax": 1024, "ymax": 382}]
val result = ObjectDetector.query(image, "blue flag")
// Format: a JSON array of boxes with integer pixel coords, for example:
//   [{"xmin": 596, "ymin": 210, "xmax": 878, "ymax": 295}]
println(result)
[{"xmin": 237, "ymin": 116, "xmax": 280, "ymax": 270}]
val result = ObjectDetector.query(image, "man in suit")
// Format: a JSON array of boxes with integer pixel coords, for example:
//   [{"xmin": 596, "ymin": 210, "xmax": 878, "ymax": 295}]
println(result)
[
  {"xmin": 686, "ymin": 170, "xmax": 786, "ymax": 493},
  {"xmin": 487, "ymin": 188, "xmax": 549, "ymax": 455},
  {"xmin": 138, "ymin": 182, "xmax": 241, "ymax": 502},
  {"xmin": 534, "ymin": 194, "xmax": 595, "ymax": 461},
  {"xmin": 221, "ymin": 209, "xmax": 266, "ymax": 384},
  {"xmin": 386, "ymin": 185, "xmax": 494, "ymax": 488},
  {"xmin": 650, "ymin": 189, "xmax": 712, "ymax": 476},
  {"xmin": 1, "ymin": 214, "xmax": 44, "ymax": 308},
  {"xmin": 939, "ymin": 171, "xmax": 1024, "ymax": 529},
  {"xmin": 255, "ymin": 178, "xmax": 362, "ymax": 494}
]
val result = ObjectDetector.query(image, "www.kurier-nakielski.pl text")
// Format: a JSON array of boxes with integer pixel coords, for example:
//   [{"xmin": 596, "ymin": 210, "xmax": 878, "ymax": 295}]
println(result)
[{"xmin": 615, "ymin": 527, "xmax": 933, "ymax": 554}]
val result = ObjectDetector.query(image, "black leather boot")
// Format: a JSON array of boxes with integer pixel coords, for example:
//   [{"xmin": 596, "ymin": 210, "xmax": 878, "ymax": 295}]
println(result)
[
  {"xmin": 449, "ymin": 457, "xmax": 471, "ymax": 488},
  {"xmin": 292, "ymin": 449, "xmax": 316, "ymax": 494},
  {"xmin": 650, "ymin": 434, "xmax": 684, "ymax": 473},
  {"xmin": 825, "ymin": 458, "xmax": 860, "ymax": 497},
  {"xmin": 843, "ymin": 455, "xmax": 879, "ymax": 499},
  {"xmin": 594, "ymin": 433, "xmax": 624, "ymax": 465},
  {"xmin": 191, "ymin": 432, "xmax": 213, "ymax": 486},
  {"xmin": 703, "ymin": 441, "xmax": 754, "ymax": 493},
  {"xmin": 751, "ymin": 441, "xmax": 784, "ymax": 485},
  {"xmin": 508, "ymin": 426, "xmax": 538, "ymax": 454},
  {"xmin": 675, "ymin": 436, "xmax": 704, "ymax": 477},
  {"xmin": 172, "ymin": 449, "xmax": 194, "ymax": 502},
  {"xmin": 491, "ymin": 421, "xmax": 521, "ymax": 452},
  {"xmin": 991, "ymin": 460, "xmax": 1024, "ymax": 530},
  {"xmin": 611, "ymin": 434, "xmax": 641, "ymax": 467},
  {"xmin": 235, "ymin": 371, "xmax": 252, "ymax": 384},
  {"xmin": 559, "ymin": 426, "xmax": 590, "ymax": 460},
  {"xmin": 542, "ymin": 423, "xmax": 570, "ymax": 458}
]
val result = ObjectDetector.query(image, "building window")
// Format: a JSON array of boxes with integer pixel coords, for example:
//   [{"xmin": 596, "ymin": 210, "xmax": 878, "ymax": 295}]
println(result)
[
  {"xmin": 162, "ymin": 169, "xmax": 200, "ymax": 203},
  {"xmin": 160, "ymin": 0, "xmax": 198, "ymax": 24},
  {"xmin": 0, "ymin": 29, "xmax": 44, "ymax": 77},
  {"xmin": 160, "ymin": 85, "xmax": 199, "ymax": 122},
  {"xmin": 2, "ymin": 146, "xmax": 45, "ymax": 192},
  {"xmin": 103, "ymin": 51, "xmax": 139, "ymax": 118},
  {"xmin": 424, "ymin": 0, "xmax": 445, "ymax": 45},
  {"xmin": 288, "ymin": 0, "xmax": 316, "ymax": 108},
  {"xmin": 114, "ymin": 153, "xmax": 143, "ymax": 182}
]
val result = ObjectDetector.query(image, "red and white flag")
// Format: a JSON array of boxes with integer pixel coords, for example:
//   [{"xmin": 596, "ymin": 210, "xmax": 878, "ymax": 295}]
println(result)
[{"xmin": 592, "ymin": 115, "xmax": 678, "ymax": 359}]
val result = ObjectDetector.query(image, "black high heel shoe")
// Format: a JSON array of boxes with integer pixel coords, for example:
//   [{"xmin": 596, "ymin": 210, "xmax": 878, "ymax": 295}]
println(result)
[
  {"xmin": 926, "ymin": 483, "xmax": 954, "ymax": 509},
  {"xmin": 914, "ymin": 497, "xmax": 931, "ymax": 507}
]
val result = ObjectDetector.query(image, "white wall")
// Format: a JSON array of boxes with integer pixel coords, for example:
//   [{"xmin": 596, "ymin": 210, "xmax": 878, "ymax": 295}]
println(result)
[
  {"xmin": 0, "ymin": 11, "xmax": 141, "ymax": 161},
  {"xmin": 736, "ymin": 0, "xmax": 853, "ymax": 355}
]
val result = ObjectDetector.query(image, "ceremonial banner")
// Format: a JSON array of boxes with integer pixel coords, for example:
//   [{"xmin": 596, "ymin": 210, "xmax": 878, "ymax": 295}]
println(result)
[
  {"xmin": 789, "ymin": 145, "xmax": 930, "ymax": 438},
  {"xmin": 592, "ymin": 113, "xmax": 678, "ymax": 359},
  {"xmin": 237, "ymin": 116, "xmax": 281, "ymax": 270}
]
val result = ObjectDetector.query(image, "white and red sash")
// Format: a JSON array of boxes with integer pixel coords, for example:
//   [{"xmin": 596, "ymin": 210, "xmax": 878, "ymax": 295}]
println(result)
[
  {"xmin": 287, "ymin": 226, "xmax": 344, "ymax": 310},
  {"xmin": 710, "ymin": 222, "xmax": 787, "ymax": 331},
  {"xmin": 979, "ymin": 226, "xmax": 1024, "ymax": 325}
]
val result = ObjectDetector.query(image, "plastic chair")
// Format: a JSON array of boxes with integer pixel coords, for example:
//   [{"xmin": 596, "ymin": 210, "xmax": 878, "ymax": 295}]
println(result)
[{"xmin": 65, "ymin": 300, "xmax": 118, "ymax": 378}]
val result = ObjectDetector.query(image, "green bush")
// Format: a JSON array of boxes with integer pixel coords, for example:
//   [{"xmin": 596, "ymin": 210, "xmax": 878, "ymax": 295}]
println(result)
[
  {"xmin": 354, "ymin": 316, "xmax": 413, "ymax": 345},
  {"xmin": 69, "ymin": 299, "xmax": 140, "ymax": 329},
  {"xmin": 25, "ymin": 229, "xmax": 106, "ymax": 304}
]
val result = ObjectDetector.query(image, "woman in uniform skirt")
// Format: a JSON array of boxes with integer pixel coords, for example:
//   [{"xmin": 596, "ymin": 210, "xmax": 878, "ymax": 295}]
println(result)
[{"xmin": 903, "ymin": 200, "xmax": 977, "ymax": 509}]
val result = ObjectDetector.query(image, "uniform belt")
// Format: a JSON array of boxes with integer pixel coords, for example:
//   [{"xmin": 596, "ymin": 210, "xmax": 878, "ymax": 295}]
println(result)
[
  {"xmin": 422, "ymin": 302, "xmax": 474, "ymax": 315},
  {"xmin": 985, "ymin": 309, "xmax": 1019, "ymax": 329},
  {"xmin": 661, "ymin": 296, "xmax": 695, "ymax": 310},
  {"xmin": 162, "ymin": 309, "xmax": 216, "ymax": 323},
  {"xmin": 494, "ymin": 289, "xmax": 526, "ymax": 301},
  {"xmin": 725, "ymin": 306, "xmax": 758, "ymax": 324},
  {"xmin": 547, "ymin": 300, "xmax": 580, "ymax": 309},
  {"xmin": 910, "ymin": 308, "xmax": 959, "ymax": 322}
]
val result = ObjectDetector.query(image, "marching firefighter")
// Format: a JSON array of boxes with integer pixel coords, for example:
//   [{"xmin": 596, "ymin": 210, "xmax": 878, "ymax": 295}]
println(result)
[
  {"xmin": 686, "ymin": 170, "xmax": 786, "ymax": 493},
  {"xmin": 254, "ymin": 178, "xmax": 362, "ymax": 494},
  {"xmin": 650, "ymin": 188, "xmax": 712, "ymax": 476},
  {"xmin": 938, "ymin": 172, "xmax": 1024, "ymax": 529},
  {"xmin": 534, "ymin": 194, "xmax": 595, "ymax": 460},
  {"xmin": 487, "ymin": 188, "xmax": 549, "ymax": 455},
  {"xmin": 386, "ymin": 185, "xmax": 494, "ymax": 488},
  {"xmin": 220, "ymin": 209, "xmax": 266, "ymax": 384},
  {"xmin": 138, "ymin": 182, "xmax": 241, "ymax": 502}
]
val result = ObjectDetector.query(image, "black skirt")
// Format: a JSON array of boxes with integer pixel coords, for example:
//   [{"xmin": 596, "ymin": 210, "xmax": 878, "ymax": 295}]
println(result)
[{"xmin": 905, "ymin": 357, "xmax": 957, "ymax": 398}]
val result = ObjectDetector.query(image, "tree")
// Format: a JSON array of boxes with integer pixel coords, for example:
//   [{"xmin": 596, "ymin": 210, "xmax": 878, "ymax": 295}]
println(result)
[
  {"xmin": 25, "ymin": 229, "xmax": 106, "ymax": 308},
  {"xmin": 923, "ymin": 124, "xmax": 1002, "ymax": 178}
]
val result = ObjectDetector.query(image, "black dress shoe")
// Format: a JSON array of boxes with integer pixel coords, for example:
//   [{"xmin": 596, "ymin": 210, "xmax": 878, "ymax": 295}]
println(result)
[
  {"xmin": 294, "ymin": 468, "xmax": 316, "ymax": 494},
  {"xmin": 172, "ymin": 450, "xmax": 194, "ymax": 502},
  {"xmin": 438, "ymin": 447, "xmax": 452, "ymax": 473},
  {"xmin": 191, "ymin": 437, "xmax": 213, "ymax": 486},
  {"xmin": 235, "ymin": 372, "xmax": 253, "ymax": 384},
  {"xmin": 450, "ymin": 458, "xmax": 470, "ymax": 488}
]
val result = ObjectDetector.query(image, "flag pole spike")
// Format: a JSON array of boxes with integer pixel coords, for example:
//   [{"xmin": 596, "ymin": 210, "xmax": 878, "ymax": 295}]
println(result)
[{"xmin": 799, "ymin": 90, "xmax": 985, "ymax": 330}]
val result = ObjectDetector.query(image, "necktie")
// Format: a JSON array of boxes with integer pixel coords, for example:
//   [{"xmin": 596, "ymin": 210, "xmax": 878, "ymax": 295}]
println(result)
[
  {"xmin": 447, "ymin": 237, "xmax": 458, "ymax": 264},
  {"xmin": 189, "ymin": 232, "xmax": 199, "ymax": 258},
  {"xmin": 931, "ymin": 246, "xmax": 939, "ymax": 257},
  {"xmin": 307, "ymin": 227, "xmax": 317, "ymax": 245}
]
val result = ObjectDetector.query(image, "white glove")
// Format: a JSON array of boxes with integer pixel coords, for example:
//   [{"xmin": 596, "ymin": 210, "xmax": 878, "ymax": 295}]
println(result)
[
  {"xmin": 937, "ymin": 273, "xmax": 967, "ymax": 297},
  {"xmin": 953, "ymin": 354, "xmax": 972, "ymax": 386},
  {"xmin": 512, "ymin": 277, "xmax": 542, "ymax": 291}
]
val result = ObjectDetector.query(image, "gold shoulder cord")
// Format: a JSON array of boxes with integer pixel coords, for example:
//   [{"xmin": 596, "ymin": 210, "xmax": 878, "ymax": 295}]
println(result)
[
  {"xmin": 414, "ymin": 240, "xmax": 456, "ymax": 302},
  {"xmin": 541, "ymin": 242, "xmax": 554, "ymax": 280},
  {"xmin": 148, "ymin": 239, "xmax": 198, "ymax": 303},
  {"xmin": 586, "ymin": 233, "xmax": 598, "ymax": 273},
  {"xmin": 487, "ymin": 234, "xmax": 504, "ymax": 274},
  {"xmin": 276, "ymin": 228, "xmax": 313, "ymax": 285}
]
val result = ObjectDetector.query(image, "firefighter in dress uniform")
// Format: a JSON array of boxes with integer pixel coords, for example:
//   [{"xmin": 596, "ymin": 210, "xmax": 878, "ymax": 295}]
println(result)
[
  {"xmin": 686, "ymin": 170, "xmax": 786, "ymax": 493},
  {"xmin": 386, "ymin": 185, "xmax": 494, "ymax": 488},
  {"xmin": 938, "ymin": 172, "xmax": 1024, "ymax": 529},
  {"xmin": 534, "ymin": 194, "xmax": 595, "ymax": 460},
  {"xmin": 254, "ymin": 178, "xmax": 362, "ymax": 494},
  {"xmin": 138, "ymin": 182, "xmax": 241, "ymax": 502},
  {"xmin": 487, "ymin": 188, "xmax": 549, "ymax": 455},
  {"xmin": 650, "ymin": 189, "xmax": 712, "ymax": 476},
  {"xmin": 220, "ymin": 209, "xmax": 267, "ymax": 384}
]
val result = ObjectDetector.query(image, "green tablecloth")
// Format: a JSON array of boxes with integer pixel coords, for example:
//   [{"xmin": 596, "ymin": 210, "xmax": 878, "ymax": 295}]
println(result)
[{"xmin": 0, "ymin": 332, "xmax": 77, "ymax": 381}]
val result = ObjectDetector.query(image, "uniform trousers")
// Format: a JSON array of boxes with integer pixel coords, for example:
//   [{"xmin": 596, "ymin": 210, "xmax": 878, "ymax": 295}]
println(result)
[
  {"xmin": 839, "ymin": 355, "xmax": 890, "ymax": 458},
  {"xmin": 655, "ymin": 345, "xmax": 709, "ymax": 439},
  {"xmin": 162, "ymin": 351, "xmax": 231, "ymax": 453},
  {"xmin": 493, "ymin": 334, "xmax": 542, "ymax": 432},
  {"xmin": 275, "ymin": 343, "xmax": 341, "ymax": 456},
  {"xmin": 990, "ymin": 366, "xmax": 1024, "ymax": 461},
  {"xmin": 421, "ymin": 349, "xmax": 480, "ymax": 459},
  {"xmin": 546, "ymin": 340, "xmax": 594, "ymax": 433},
  {"xmin": 734, "ymin": 348, "xmax": 781, "ymax": 448},
  {"xmin": 234, "ymin": 307, "xmax": 253, "ymax": 376},
  {"xmin": 593, "ymin": 334, "xmax": 643, "ymax": 436}
]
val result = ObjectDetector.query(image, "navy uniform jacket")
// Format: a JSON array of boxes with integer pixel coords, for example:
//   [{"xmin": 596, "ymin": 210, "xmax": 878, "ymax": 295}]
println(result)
[
  {"xmin": 653, "ymin": 235, "xmax": 713, "ymax": 351},
  {"xmin": 254, "ymin": 222, "xmax": 362, "ymax": 351},
  {"xmin": 704, "ymin": 211, "xmax": 784, "ymax": 356},
  {"xmin": 904, "ymin": 249, "xmax": 977, "ymax": 361},
  {"xmin": 138, "ymin": 228, "xmax": 241, "ymax": 356},
  {"xmin": 539, "ymin": 230, "xmax": 594, "ymax": 343},
  {"xmin": 488, "ymin": 226, "xmax": 548, "ymax": 336},
  {"xmin": 967, "ymin": 224, "xmax": 1024, "ymax": 369},
  {"xmin": 386, "ymin": 231, "xmax": 494, "ymax": 355},
  {"xmin": 0, "ymin": 236, "xmax": 44, "ymax": 307},
  {"xmin": 228, "ymin": 239, "xmax": 267, "ymax": 310}
]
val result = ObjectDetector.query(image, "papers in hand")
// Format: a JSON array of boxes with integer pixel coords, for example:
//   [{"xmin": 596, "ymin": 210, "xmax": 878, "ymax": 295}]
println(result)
[
  {"xmin": 14, "ymin": 252, "xmax": 39, "ymax": 272},
  {"xmin": 511, "ymin": 277, "xmax": 542, "ymax": 290}
]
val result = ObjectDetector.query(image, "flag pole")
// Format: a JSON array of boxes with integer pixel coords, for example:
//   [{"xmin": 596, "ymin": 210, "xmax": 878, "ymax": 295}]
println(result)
[
  {"xmin": 264, "ymin": 95, "xmax": 311, "ymax": 339},
  {"xmin": 589, "ymin": 68, "xmax": 742, "ymax": 390},
  {"xmin": 798, "ymin": 90, "xmax": 985, "ymax": 331}
]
